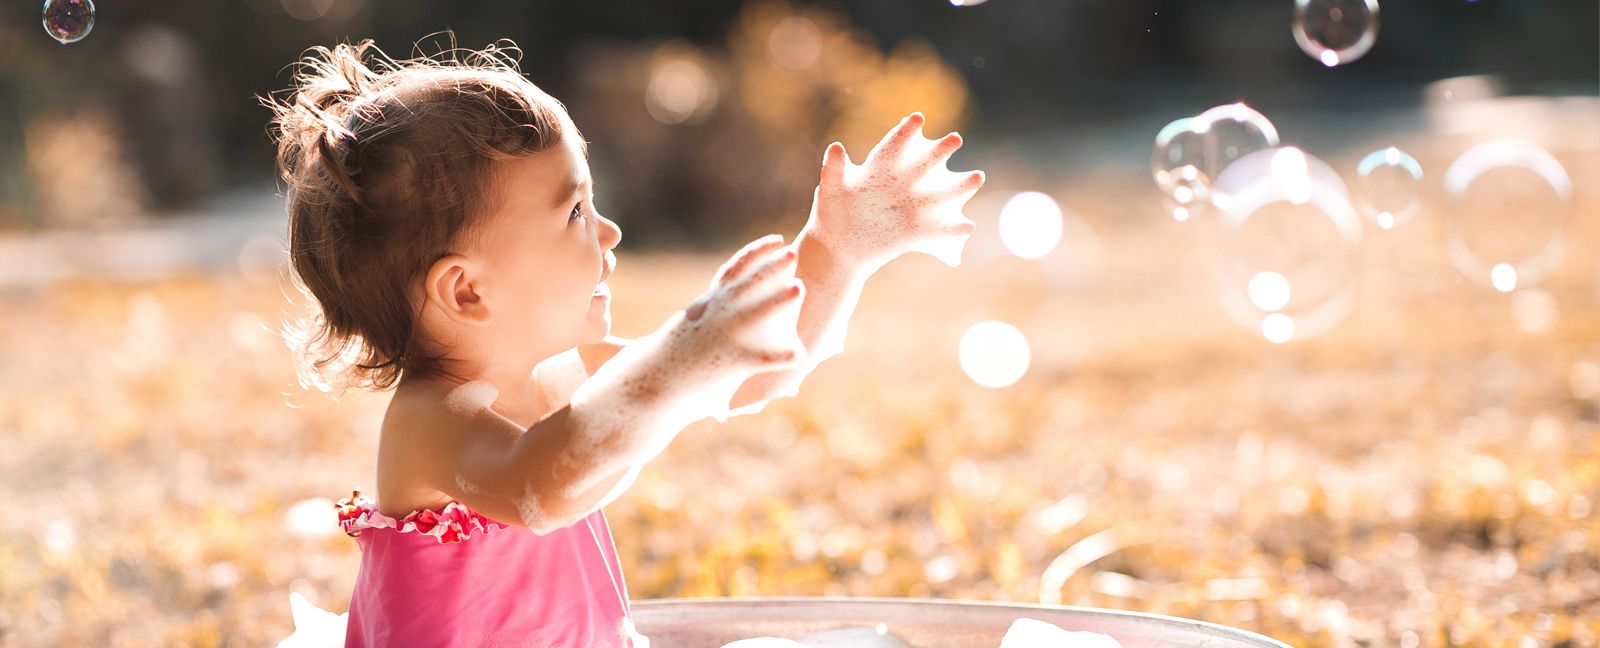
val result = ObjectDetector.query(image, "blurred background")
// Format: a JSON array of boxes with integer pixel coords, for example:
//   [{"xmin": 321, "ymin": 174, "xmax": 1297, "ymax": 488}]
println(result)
[{"xmin": 1, "ymin": 0, "xmax": 1597, "ymax": 645}]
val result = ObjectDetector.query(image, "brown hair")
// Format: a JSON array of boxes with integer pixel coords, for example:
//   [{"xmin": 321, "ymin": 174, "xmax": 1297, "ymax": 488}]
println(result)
[{"xmin": 263, "ymin": 36, "xmax": 578, "ymax": 394}]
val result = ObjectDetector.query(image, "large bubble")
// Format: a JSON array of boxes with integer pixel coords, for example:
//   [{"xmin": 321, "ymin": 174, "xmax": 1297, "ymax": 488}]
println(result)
[
  {"xmin": 1441, "ymin": 140, "xmax": 1571, "ymax": 292},
  {"xmin": 1211, "ymin": 147, "xmax": 1362, "ymax": 343},
  {"xmin": 1292, "ymin": 0, "xmax": 1380, "ymax": 67},
  {"xmin": 42, "ymin": 0, "xmax": 95, "ymax": 44},
  {"xmin": 1354, "ymin": 147, "xmax": 1424, "ymax": 230},
  {"xmin": 1150, "ymin": 104, "xmax": 1279, "ymax": 223}
]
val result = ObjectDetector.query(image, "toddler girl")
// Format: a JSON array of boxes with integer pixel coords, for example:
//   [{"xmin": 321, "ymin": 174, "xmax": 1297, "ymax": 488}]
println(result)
[{"xmin": 266, "ymin": 37, "xmax": 984, "ymax": 647}]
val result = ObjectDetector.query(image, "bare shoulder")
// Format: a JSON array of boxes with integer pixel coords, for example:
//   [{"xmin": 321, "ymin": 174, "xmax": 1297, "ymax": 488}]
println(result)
[{"xmin": 375, "ymin": 379, "xmax": 492, "ymax": 517}]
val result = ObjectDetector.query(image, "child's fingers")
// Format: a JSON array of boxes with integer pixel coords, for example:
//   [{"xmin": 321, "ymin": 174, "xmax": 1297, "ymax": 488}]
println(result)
[
  {"xmin": 934, "ymin": 169, "xmax": 986, "ymax": 200},
  {"xmin": 742, "ymin": 346, "xmax": 801, "ymax": 370},
  {"xmin": 820, "ymin": 142, "xmax": 848, "ymax": 187},
  {"xmin": 743, "ymin": 278, "xmax": 804, "ymax": 318},
  {"xmin": 715, "ymin": 234, "xmax": 787, "ymax": 285},
  {"xmin": 729, "ymin": 247, "xmax": 798, "ymax": 297},
  {"xmin": 866, "ymin": 112, "xmax": 925, "ymax": 166},
  {"xmin": 909, "ymin": 132, "xmax": 963, "ymax": 176}
]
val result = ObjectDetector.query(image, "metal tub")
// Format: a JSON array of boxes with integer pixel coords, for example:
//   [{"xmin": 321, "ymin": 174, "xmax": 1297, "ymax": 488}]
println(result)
[{"xmin": 632, "ymin": 597, "xmax": 1290, "ymax": 647}]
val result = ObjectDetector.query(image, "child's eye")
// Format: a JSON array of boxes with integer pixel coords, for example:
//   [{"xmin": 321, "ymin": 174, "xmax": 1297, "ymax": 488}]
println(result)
[{"xmin": 569, "ymin": 203, "xmax": 584, "ymax": 221}]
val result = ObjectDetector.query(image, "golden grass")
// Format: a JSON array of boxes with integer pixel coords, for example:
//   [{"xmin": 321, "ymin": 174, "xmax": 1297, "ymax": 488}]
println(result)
[{"xmin": 3, "ymin": 164, "xmax": 1598, "ymax": 646}]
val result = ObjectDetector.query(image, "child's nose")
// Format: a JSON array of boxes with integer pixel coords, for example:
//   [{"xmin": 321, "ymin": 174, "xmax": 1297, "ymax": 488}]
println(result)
[{"xmin": 598, "ymin": 214, "xmax": 622, "ymax": 249}]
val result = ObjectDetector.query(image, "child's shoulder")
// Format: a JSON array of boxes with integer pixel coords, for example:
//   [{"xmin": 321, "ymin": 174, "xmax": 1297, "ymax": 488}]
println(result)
[{"xmin": 375, "ymin": 378, "xmax": 474, "ymax": 517}]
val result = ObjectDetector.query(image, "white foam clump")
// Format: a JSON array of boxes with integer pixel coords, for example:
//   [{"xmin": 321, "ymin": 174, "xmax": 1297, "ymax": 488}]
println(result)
[
  {"xmin": 718, "ymin": 619, "xmax": 1114, "ymax": 648},
  {"xmin": 721, "ymin": 639, "xmax": 806, "ymax": 648},
  {"xmin": 999, "ymin": 618, "xmax": 1122, "ymax": 648},
  {"xmin": 453, "ymin": 473, "xmax": 482, "ymax": 495},
  {"xmin": 444, "ymin": 380, "xmax": 499, "ymax": 416},
  {"xmin": 275, "ymin": 592, "xmax": 348, "ymax": 648}
]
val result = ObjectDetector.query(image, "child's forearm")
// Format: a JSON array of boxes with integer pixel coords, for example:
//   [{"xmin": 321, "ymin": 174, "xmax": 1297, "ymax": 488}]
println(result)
[{"xmin": 726, "ymin": 221, "xmax": 871, "ymax": 413}]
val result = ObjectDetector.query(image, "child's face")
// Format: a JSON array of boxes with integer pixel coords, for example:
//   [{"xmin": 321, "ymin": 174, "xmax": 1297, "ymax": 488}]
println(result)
[{"xmin": 476, "ymin": 129, "xmax": 622, "ymax": 356}]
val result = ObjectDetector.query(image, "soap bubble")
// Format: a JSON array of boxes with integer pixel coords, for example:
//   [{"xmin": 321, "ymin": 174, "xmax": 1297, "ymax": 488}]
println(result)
[
  {"xmin": 1354, "ymin": 147, "xmax": 1424, "ymax": 230},
  {"xmin": 1196, "ymin": 103, "xmax": 1281, "ymax": 185},
  {"xmin": 1152, "ymin": 117, "xmax": 1212, "ymax": 215},
  {"xmin": 1211, "ymin": 147, "xmax": 1361, "ymax": 343},
  {"xmin": 1442, "ymin": 140, "xmax": 1571, "ymax": 292},
  {"xmin": 998, "ymin": 192, "xmax": 1063, "ymax": 260},
  {"xmin": 42, "ymin": 0, "xmax": 95, "ymax": 44},
  {"xmin": 1151, "ymin": 104, "xmax": 1279, "ymax": 222},
  {"xmin": 958, "ymin": 321, "xmax": 1030, "ymax": 389},
  {"xmin": 1292, "ymin": 0, "xmax": 1380, "ymax": 67}
]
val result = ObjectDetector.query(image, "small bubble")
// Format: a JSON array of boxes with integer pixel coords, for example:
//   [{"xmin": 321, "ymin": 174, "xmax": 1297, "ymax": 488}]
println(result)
[
  {"xmin": 1355, "ymin": 147, "xmax": 1423, "ymax": 229},
  {"xmin": 1292, "ymin": 0, "xmax": 1379, "ymax": 67},
  {"xmin": 42, "ymin": 0, "xmax": 95, "ymax": 44}
]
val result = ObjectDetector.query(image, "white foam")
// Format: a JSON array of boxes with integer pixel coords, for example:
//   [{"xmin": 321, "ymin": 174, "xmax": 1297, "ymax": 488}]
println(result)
[
  {"xmin": 998, "ymin": 618, "xmax": 1123, "ymax": 648},
  {"xmin": 453, "ymin": 473, "xmax": 482, "ymax": 495},
  {"xmin": 812, "ymin": 123, "xmax": 981, "ymax": 272},
  {"xmin": 540, "ymin": 240, "xmax": 806, "ymax": 514},
  {"xmin": 443, "ymin": 380, "xmax": 499, "ymax": 416}
]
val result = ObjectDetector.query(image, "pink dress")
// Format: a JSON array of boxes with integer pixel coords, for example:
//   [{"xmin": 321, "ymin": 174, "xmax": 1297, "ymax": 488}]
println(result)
[{"xmin": 334, "ymin": 489, "xmax": 637, "ymax": 647}]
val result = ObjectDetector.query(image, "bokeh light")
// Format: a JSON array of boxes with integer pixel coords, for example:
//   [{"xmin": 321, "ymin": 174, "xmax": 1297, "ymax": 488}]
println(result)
[
  {"xmin": 1291, "ymin": 0, "xmax": 1381, "ymax": 67},
  {"xmin": 646, "ymin": 48, "xmax": 721, "ymax": 125},
  {"xmin": 957, "ymin": 321, "xmax": 1030, "ymax": 389},
  {"xmin": 997, "ymin": 192, "xmax": 1064, "ymax": 260},
  {"xmin": 1247, "ymin": 271, "xmax": 1292, "ymax": 312}
]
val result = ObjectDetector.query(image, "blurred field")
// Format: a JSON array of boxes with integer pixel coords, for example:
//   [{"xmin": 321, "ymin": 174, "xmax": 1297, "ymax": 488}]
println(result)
[{"xmin": 3, "ymin": 142, "xmax": 1600, "ymax": 647}]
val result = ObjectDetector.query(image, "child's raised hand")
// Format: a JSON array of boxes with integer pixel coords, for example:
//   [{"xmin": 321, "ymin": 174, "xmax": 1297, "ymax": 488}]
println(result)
[
  {"xmin": 669, "ymin": 233, "xmax": 808, "ymax": 385},
  {"xmin": 805, "ymin": 112, "xmax": 986, "ymax": 270}
]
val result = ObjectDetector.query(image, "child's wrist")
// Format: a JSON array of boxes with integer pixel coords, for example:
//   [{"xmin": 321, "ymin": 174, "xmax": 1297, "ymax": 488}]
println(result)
[{"xmin": 797, "ymin": 219, "xmax": 888, "ymax": 280}]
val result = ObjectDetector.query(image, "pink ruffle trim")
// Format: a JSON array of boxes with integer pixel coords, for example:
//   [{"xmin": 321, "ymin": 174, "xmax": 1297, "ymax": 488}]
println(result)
[{"xmin": 334, "ymin": 488, "xmax": 509, "ymax": 544}]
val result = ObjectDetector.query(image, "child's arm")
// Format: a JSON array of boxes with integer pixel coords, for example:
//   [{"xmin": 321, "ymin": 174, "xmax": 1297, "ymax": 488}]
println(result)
[
  {"xmin": 568, "ymin": 114, "xmax": 983, "ymax": 418},
  {"xmin": 725, "ymin": 112, "xmax": 985, "ymax": 414},
  {"xmin": 411, "ymin": 236, "xmax": 807, "ymax": 533}
]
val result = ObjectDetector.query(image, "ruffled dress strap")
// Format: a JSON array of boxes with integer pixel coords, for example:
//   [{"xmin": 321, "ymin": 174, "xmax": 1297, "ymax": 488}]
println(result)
[{"xmin": 333, "ymin": 488, "xmax": 509, "ymax": 544}]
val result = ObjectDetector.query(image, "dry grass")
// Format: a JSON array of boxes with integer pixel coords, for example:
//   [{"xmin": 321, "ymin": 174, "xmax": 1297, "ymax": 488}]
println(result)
[{"xmin": 3, "ymin": 154, "xmax": 1599, "ymax": 647}]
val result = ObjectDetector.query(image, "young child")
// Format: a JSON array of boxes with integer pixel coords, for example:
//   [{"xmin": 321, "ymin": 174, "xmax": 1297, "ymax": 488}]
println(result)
[{"xmin": 267, "ymin": 38, "xmax": 984, "ymax": 647}]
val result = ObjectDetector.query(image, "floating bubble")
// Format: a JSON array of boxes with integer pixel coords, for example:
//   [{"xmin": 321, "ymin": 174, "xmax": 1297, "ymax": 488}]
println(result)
[
  {"xmin": 1195, "ymin": 103, "xmax": 1281, "ymax": 186},
  {"xmin": 1152, "ymin": 105, "xmax": 1279, "ymax": 222},
  {"xmin": 998, "ymin": 191, "xmax": 1063, "ymax": 260},
  {"xmin": 1355, "ymin": 147, "xmax": 1424, "ymax": 230},
  {"xmin": 1442, "ymin": 140, "xmax": 1570, "ymax": 291},
  {"xmin": 1292, "ymin": 0, "xmax": 1380, "ymax": 67},
  {"xmin": 42, "ymin": 0, "xmax": 95, "ymax": 44},
  {"xmin": 958, "ymin": 321, "xmax": 1030, "ymax": 389},
  {"xmin": 1211, "ymin": 147, "xmax": 1361, "ymax": 342},
  {"xmin": 1151, "ymin": 117, "xmax": 1211, "ymax": 207}
]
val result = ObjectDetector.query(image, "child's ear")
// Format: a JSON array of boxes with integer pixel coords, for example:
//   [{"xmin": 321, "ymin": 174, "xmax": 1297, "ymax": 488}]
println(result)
[{"xmin": 424, "ymin": 254, "xmax": 492, "ymax": 327}]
